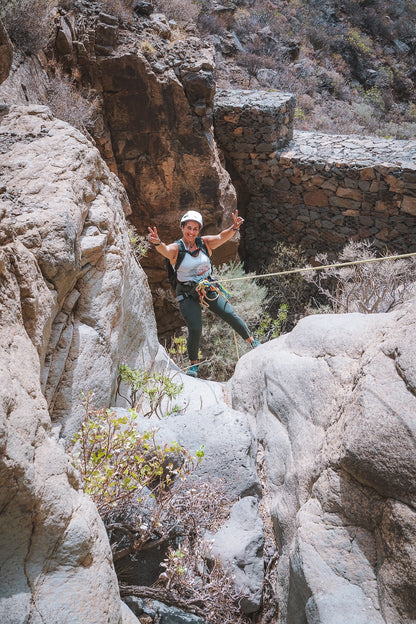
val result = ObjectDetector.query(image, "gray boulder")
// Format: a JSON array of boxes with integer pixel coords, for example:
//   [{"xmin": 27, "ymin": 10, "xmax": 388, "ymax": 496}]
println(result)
[
  {"xmin": 121, "ymin": 392, "xmax": 261, "ymax": 499},
  {"xmin": 0, "ymin": 105, "xmax": 160, "ymax": 623},
  {"xmin": 209, "ymin": 496, "xmax": 264, "ymax": 614},
  {"xmin": 0, "ymin": 105, "xmax": 158, "ymax": 442},
  {"xmin": 230, "ymin": 303, "xmax": 416, "ymax": 623}
]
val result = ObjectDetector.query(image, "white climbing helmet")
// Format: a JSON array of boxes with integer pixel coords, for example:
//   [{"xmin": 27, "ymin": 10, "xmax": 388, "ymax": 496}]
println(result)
[{"xmin": 180, "ymin": 210, "xmax": 203, "ymax": 228}]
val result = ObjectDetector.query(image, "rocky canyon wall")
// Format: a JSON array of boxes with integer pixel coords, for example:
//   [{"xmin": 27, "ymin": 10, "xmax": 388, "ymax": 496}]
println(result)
[
  {"xmin": 230, "ymin": 298, "xmax": 416, "ymax": 624},
  {"xmin": 0, "ymin": 18, "xmax": 12, "ymax": 84},
  {"xmin": 0, "ymin": 100, "xmax": 155, "ymax": 620},
  {"xmin": 50, "ymin": 4, "xmax": 240, "ymax": 335}
]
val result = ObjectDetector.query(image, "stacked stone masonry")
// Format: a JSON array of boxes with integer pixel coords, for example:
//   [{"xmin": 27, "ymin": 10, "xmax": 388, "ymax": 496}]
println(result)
[{"xmin": 214, "ymin": 89, "xmax": 416, "ymax": 270}]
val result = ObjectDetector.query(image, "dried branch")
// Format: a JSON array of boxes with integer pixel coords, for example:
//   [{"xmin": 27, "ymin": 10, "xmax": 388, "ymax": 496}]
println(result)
[
  {"xmin": 119, "ymin": 584, "xmax": 207, "ymax": 619},
  {"xmin": 305, "ymin": 240, "xmax": 416, "ymax": 314}
]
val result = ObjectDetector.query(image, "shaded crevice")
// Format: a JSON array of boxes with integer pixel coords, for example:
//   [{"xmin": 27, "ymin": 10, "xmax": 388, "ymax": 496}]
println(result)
[{"xmin": 385, "ymin": 347, "xmax": 416, "ymax": 399}]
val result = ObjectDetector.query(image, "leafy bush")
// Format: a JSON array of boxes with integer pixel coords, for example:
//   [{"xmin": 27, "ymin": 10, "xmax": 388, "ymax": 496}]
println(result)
[
  {"xmin": 69, "ymin": 395, "xmax": 250, "ymax": 623},
  {"xmin": 116, "ymin": 363, "xmax": 183, "ymax": 417},
  {"xmin": 69, "ymin": 393, "xmax": 205, "ymax": 545},
  {"xmin": 256, "ymin": 305, "xmax": 288, "ymax": 343},
  {"xmin": 127, "ymin": 223, "xmax": 150, "ymax": 264},
  {"xmin": 305, "ymin": 240, "xmax": 416, "ymax": 313},
  {"xmin": 168, "ymin": 334, "xmax": 188, "ymax": 370}
]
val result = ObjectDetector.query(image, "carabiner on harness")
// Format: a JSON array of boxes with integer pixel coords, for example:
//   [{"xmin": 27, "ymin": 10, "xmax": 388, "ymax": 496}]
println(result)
[{"xmin": 196, "ymin": 278, "xmax": 231, "ymax": 307}]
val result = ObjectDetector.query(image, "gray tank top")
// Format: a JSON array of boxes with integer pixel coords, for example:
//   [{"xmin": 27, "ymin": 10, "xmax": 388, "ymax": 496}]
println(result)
[{"xmin": 176, "ymin": 245, "xmax": 211, "ymax": 283}]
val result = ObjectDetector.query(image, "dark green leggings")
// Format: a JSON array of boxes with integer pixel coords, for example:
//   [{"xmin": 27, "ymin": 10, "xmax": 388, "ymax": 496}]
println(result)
[{"xmin": 178, "ymin": 290, "xmax": 251, "ymax": 361}]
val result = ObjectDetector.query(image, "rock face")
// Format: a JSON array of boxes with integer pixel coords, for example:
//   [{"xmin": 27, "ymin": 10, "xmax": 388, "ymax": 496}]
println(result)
[
  {"xmin": 230, "ymin": 301, "xmax": 416, "ymax": 623},
  {"xmin": 0, "ymin": 105, "xmax": 158, "ymax": 441},
  {"xmin": 96, "ymin": 46, "xmax": 238, "ymax": 334},
  {"xmin": 0, "ymin": 18, "xmax": 13, "ymax": 85},
  {"xmin": 0, "ymin": 320, "xmax": 130, "ymax": 623},
  {"xmin": 0, "ymin": 106, "xmax": 154, "ymax": 621},
  {"xmin": 210, "ymin": 496, "xmax": 264, "ymax": 614}
]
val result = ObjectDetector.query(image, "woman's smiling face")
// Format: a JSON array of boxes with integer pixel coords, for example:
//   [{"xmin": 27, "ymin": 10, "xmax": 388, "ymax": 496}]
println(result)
[{"xmin": 181, "ymin": 220, "xmax": 200, "ymax": 245}]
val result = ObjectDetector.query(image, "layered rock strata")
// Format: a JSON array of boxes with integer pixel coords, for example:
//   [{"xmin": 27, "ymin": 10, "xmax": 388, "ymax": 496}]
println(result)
[
  {"xmin": 0, "ymin": 105, "xmax": 154, "ymax": 621},
  {"xmin": 214, "ymin": 90, "xmax": 416, "ymax": 269},
  {"xmin": 0, "ymin": 105, "xmax": 158, "ymax": 440}
]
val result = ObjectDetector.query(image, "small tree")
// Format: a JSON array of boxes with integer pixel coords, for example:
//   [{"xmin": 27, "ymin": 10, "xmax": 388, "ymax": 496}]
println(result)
[{"xmin": 70, "ymin": 393, "xmax": 203, "ymax": 521}]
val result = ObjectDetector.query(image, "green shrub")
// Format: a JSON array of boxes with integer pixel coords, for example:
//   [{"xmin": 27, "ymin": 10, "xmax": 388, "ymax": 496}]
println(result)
[
  {"xmin": 70, "ymin": 394, "xmax": 203, "ymax": 513},
  {"xmin": 128, "ymin": 223, "xmax": 150, "ymax": 263},
  {"xmin": 69, "ymin": 393, "xmax": 205, "ymax": 540},
  {"xmin": 195, "ymin": 261, "xmax": 267, "ymax": 380},
  {"xmin": 260, "ymin": 241, "xmax": 313, "ymax": 331},
  {"xmin": 69, "ymin": 394, "xmax": 250, "ymax": 623},
  {"xmin": 116, "ymin": 363, "xmax": 183, "ymax": 417}
]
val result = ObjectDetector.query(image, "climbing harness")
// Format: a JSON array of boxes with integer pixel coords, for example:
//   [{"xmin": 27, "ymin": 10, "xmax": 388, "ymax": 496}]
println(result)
[
  {"xmin": 195, "ymin": 278, "xmax": 231, "ymax": 307},
  {"xmin": 166, "ymin": 237, "xmax": 210, "ymax": 291}
]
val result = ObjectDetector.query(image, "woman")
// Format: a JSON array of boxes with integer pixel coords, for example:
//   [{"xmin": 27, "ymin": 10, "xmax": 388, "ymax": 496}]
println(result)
[{"xmin": 148, "ymin": 210, "xmax": 260, "ymax": 377}]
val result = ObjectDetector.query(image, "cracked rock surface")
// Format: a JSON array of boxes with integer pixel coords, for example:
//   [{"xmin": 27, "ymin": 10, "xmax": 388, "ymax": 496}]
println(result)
[
  {"xmin": 0, "ymin": 105, "xmax": 159, "ymax": 623},
  {"xmin": 230, "ymin": 303, "xmax": 416, "ymax": 624}
]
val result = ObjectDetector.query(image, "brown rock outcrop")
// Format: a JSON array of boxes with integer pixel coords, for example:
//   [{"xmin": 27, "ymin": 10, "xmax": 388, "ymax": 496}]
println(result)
[
  {"xmin": 0, "ymin": 18, "xmax": 13, "ymax": 85},
  {"xmin": 50, "ymin": 7, "xmax": 238, "ymax": 335}
]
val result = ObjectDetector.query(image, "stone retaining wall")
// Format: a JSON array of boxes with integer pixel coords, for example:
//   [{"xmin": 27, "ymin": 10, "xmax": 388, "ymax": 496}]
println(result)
[{"xmin": 214, "ymin": 90, "xmax": 416, "ymax": 271}]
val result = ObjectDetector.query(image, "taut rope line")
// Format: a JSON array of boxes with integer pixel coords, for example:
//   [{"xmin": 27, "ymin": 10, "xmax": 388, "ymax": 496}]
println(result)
[{"xmin": 213, "ymin": 251, "xmax": 416, "ymax": 284}]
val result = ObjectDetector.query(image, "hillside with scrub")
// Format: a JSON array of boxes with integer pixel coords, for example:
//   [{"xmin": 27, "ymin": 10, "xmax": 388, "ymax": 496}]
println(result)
[{"xmin": 153, "ymin": 0, "xmax": 416, "ymax": 138}]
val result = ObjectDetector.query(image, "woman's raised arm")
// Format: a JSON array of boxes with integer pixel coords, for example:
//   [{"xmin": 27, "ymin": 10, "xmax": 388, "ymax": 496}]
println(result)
[
  {"xmin": 147, "ymin": 226, "xmax": 178, "ymax": 264},
  {"xmin": 202, "ymin": 210, "xmax": 244, "ymax": 251}
]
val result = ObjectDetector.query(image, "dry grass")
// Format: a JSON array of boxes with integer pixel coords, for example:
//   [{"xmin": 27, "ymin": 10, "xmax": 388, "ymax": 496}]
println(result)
[
  {"xmin": 153, "ymin": 0, "xmax": 199, "ymax": 24},
  {"xmin": 46, "ymin": 64, "xmax": 100, "ymax": 135},
  {"xmin": 100, "ymin": 0, "xmax": 134, "ymax": 21}
]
